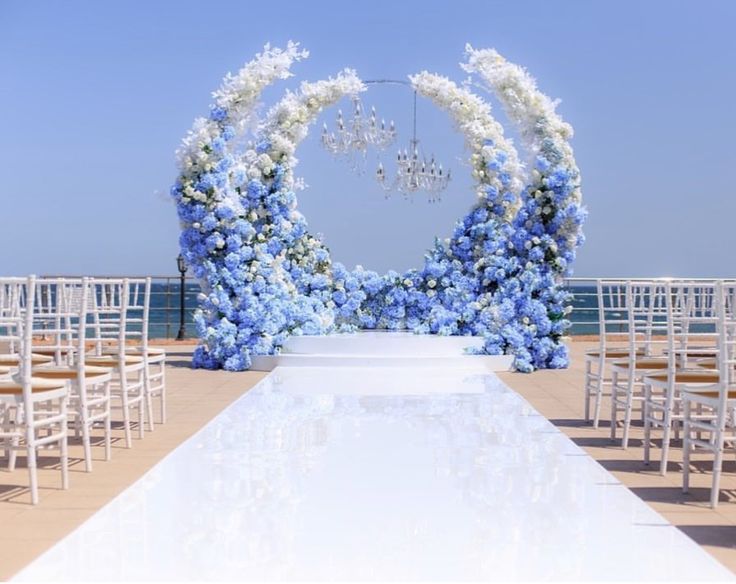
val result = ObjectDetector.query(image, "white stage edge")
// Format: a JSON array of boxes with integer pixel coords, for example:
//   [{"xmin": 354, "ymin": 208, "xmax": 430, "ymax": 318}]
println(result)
[
  {"xmin": 14, "ymin": 366, "xmax": 733, "ymax": 582},
  {"xmin": 250, "ymin": 331, "xmax": 514, "ymax": 371}
]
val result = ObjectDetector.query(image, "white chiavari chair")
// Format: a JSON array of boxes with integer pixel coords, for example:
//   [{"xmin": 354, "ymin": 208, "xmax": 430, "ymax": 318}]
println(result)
[
  {"xmin": 123, "ymin": 278, "xmax": 167, "ymax": 427},
  {"xmin": 31, "ymin": 278, "xmax": 113, "ymax": 471},
  {"xmin": 682, "ymin": 281, "xmax": 736, "ymax": 508},
  {"xmin": 584, "ymin": 279, "xmax": 647, "ymax": 428},
  {"xmin": 610, "ymin": 281, "xmax": 672, "ymax": 448},
  {"xmin": 99, "ymin": 278, "xmax": 167, "ymax": 427},
  {"xmin": 0, "ymin": 276, "xmax": 69, "ymax": 504},
  {"xmin": 86, "ymin": 278, "xmax": 147, "ymax": 448},
  {"xmin": 642, "ymin": 281, "xmax": 720, "ymax": 474},
  {"xmin": 682, "ymin": 281, "xmax": 736, "ymax": 507}
]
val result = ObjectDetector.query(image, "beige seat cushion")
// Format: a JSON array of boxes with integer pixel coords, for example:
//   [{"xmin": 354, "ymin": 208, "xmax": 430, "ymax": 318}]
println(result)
[
  {"xmin": 32, "ymin": 347, "xmax": 76, "ymax": 355},
  {"xmin": 586, "ymin": 348, "xmax": 645, "ymax": 359},
  {"xmin": 612, "ymin": 358, "xmax": 669, "ymax": 370},
  {"xmin": 32, "ymin": 365, "xmax": 112, "ymax": 380},
  {"xmin": 0, "ymin": 353, "xmax": 54, "ymax": 366},
  {"xmin": 644, "ymin": 371, "xmax": 719, "ymax": 384},
  {"xmin": 684, "ymin": 387, "xmax": 736, "ymax": 399},
  {"xmin": 101, "ymin": 347, "xmax": 166, "ymax": 357},
  {"xmin": 86, "ymin": 355, "xmax": 144, "ymax": 366},
  {"xmin": 0, "ymin": 377, "xmax": 67, "ymax": 395},
  {"xmin": 696, "ymin": 359, "xmax": 717, "ymax": 369}
]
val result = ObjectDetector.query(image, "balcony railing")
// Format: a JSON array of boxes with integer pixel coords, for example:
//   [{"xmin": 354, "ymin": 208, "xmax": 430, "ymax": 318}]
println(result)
[{"xmin": 40, "ymin": 275, "xmax": 729, "ymax": 339}]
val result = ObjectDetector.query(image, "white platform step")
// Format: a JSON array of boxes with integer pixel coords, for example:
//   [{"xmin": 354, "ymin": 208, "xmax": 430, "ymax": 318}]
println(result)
[
  {"xmin": 250, "ymin": 332, "xmax": 512, "ymax": 372},
  {"xmin": 282, "ymin": 332, "xmax": 484, "ymax": 356}
]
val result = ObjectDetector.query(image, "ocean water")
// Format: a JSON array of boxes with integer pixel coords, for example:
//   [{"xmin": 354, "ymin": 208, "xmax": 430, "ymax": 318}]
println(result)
[{"xmin": 151, "ymin": 282, "xmax": 601, "ymax": 340}]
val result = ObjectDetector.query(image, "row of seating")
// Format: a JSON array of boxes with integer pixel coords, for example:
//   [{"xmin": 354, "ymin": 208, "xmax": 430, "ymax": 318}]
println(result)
[
  {"xmin": 584, "ymin": 279, "xmax": 736, "ymax": 508},
  {"xmin": 0, "ymin": 276, "xmax": 167, "ymax": 504}
]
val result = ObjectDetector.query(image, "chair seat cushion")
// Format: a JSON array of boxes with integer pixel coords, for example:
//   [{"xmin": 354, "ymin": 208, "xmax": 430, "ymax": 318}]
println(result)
[
  {"xmin": 101, "ymin": 347, "xmax": 166, "ymax": 358},
  {"xmin": 612, "ymin": 358, "xmax": 670, "ymax": 370},
  {"xmin": 684, "ymin": 387, "xmax": 736, "ymax": 399},
  {"xmin": 86, "ymin": 355, "xmax": 144, "ymax": 366},
  {"xmin": 0, "ymin": 353, "xmax": 54, "ymax": 366},
  {"xmin": 644, "ymin": 370, "xmax": 720, "ymax": 384},
  {"xmin": 586, "ymin": 348, "xmax": 645, "ymax": 359},
  {"xmin": 0, "ymin": 377, "xmax": 67, "ymax": 394},
  {"xmin": 32, "ymin": 365, "xmax": 113, "ymax": 380},
  {"xmin": 32, "ymin": 347, "xmax": 77, "ymax": 356}
]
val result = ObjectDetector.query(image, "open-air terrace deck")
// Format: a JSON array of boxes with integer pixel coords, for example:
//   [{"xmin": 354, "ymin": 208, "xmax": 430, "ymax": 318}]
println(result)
[{"xmin": 1, "ymin": 340, "xmax": 735, "ymax": 580}]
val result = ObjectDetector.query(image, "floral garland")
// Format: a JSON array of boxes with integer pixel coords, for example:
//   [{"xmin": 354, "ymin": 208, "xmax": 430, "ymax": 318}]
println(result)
[
  {"xmin": 462, "ymin": 46, "xmax": 587, "ymax": 368},
  {"xmin": 171, "ymin": 43, "xmax": 584, "ymax": 372}
]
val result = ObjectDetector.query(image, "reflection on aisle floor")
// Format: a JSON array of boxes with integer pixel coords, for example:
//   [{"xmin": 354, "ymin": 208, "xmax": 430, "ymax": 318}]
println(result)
[{"xmin": 14, "ymin": 367, "xmax": 734, "ymax": 581}]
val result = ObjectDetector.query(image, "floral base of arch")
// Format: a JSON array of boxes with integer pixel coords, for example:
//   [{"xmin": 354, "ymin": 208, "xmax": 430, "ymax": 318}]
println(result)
[{"xmin": 171, "ymin": 43, "xmax": 586, "ymax": 373}]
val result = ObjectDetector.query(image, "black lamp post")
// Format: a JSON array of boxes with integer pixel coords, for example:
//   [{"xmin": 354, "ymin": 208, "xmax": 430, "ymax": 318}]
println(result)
[{"xmin": 176, "ymin": 254, "xmax": 187, "ymax": 340}]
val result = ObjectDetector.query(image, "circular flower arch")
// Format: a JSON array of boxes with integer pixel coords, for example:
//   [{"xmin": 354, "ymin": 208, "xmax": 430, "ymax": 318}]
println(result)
[{"xmin": 170, "ymin": 43, "xmax": 585, "ymax": 372}]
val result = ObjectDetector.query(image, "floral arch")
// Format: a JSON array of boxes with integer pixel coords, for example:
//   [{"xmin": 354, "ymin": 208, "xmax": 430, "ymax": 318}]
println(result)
[{"xmin": 170, "ymin": 43, "xmax": 586, "ymax": 372}]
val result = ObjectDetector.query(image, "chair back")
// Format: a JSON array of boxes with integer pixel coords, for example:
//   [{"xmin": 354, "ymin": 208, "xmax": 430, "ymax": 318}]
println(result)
[
  {"xmin": 714, "ymin": 281, "xmax": 736, "ymax": 413},
  {"xmin": 595, "ymin": 279, "xmax": 630, "ymax": 354}
]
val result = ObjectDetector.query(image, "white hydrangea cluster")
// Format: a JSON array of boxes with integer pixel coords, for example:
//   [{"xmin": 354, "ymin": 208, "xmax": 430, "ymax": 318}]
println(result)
[
  {"xmin": 462, "ymin": 45, "xmax": 580, "ymax": 205},
  {"xmin": 410, "ymin": 71, "xmax": 523, "ymax": 221},
  {"xmin": 175, "ymin": 42, "xmax": 307, "ymax": 193},
  {"xmin": 259, "ymin": 69, "xmax": 365, "ymax": 162}
]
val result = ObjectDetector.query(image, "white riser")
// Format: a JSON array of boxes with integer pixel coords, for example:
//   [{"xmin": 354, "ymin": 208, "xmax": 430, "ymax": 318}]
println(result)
[
  {"xmin": 250, "ymin": 354, "xmax": 513, "ymax": 372},
  {"xmin": 267, "ymin": 366, "xmax": 490, "ymax": 395},
  {"xmin": 282, "ymin": 331, "xmax": 484, "ymax": 356}
]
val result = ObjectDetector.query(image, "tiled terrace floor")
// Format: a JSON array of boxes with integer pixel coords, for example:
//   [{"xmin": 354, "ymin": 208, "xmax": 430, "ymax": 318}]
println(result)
[
  {"xmin": 1, "ymin": 340, "xmax": 735, "ymax": 579},
  {"xmin": 499, "ymin": 341, "xmax": 736, "ymax": 574},
  {"xmin": 0, "ymin": 349, "xmax": 266, "ymax": 580}
]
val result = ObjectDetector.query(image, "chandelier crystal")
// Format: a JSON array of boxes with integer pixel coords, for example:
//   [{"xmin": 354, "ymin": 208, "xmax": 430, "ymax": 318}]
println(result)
[
  {"xmin": 376, "ymin": 143, "xmax": 451, "ymax": 203},
  {"xmin": 320, "ymin": 97, "xmax": 396, "ymax": 169},
  {"xmin": 375, "ymin": 90, "xmax": 451, "ymax": 202},
  {"xmin": 319, "ymin": 81, "xmax": 452, "ymax": 201}
]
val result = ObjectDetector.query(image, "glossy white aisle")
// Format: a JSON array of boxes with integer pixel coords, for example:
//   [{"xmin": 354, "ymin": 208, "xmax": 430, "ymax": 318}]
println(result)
[{"xmin": 15, "ymin": 367, "xmax": 733, "ymax": 581}]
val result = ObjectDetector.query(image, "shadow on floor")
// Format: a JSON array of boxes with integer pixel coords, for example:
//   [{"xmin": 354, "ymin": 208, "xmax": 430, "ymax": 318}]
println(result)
[{"xmin": 678, "ymin": 525, "xmax": 736, "ymax": 549}]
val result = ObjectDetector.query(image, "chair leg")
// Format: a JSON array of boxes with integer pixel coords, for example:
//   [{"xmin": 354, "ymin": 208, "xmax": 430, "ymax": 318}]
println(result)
[
  {"xmin": 81, "ymin": 416, "xmax": 93, "ymax": 473},
  {"xmin": 137, "ymin": 372, "xmax": 145, "ymax": 440},
  {"xmin": 104, "ymin": 382, "xmax": 112, "ymax": 461},
  {"xmin": 593, "ymin": 358, "xmax": 605, "ymax": 429},
  {"xmin": 643, "ymin": 384, "xmax": 651, "ymax": 465},
  {"xmin": 622, "ymin": 375, "xmax": 636, "ymax": 449},
  {"xmin": 660, "ymin": 387, "xmax": 675, "ymax": 476},
  {"xmin": 120, "ymin": 392, "xmax": 132, "ymax": 449},
  {"xmin": 8, "ymin": 407, "xmax": 19, "ymax": 471},
  {"xmin": 60, "ymin": 397, "xmax": 69, "ymax": 489},
  {"xmin": 144, "ymin": 370, "xmax": 155, "ymax": 433},
  {"xmin": 26, "ymin": 441, "xmax": 38, "ymax": 505},
  {"xmin": 8, "ymin": 435, "xmax": 18, "ymax": 472},
  {"xmin": 584, "ymin": 360, "xmax": 592, "ymax": 423},
  {"xmin": 610, "ymin": 371, "xmax": 619, "ymax": 441},
  {"xmin": 683, "ymin": 400, "xmax": 691, "ymax": 493},
  {"xmin": 711, "ymin": 439, "xmax": 724, "ymax": 508}
]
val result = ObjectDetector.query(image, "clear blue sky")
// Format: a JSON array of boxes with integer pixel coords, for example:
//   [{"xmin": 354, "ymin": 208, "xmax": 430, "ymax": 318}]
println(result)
[{"xmin": 1, "ymin": 0, "xmax": 734, "ymax": 277}]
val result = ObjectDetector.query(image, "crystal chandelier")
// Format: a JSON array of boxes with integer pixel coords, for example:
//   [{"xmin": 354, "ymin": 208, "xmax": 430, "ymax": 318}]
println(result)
[
  {"xmin": 321, "ymin": 97, "xmax": 396, "ymax": 169},
  {"xmin": 375, "ymin": 90, "xmax": 450, "ymax": 202}
]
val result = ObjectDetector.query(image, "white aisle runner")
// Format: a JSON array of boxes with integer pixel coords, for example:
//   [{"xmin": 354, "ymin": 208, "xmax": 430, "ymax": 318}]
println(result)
[{"xmin": 14, "ymin": 366, "xmax": 734, "ymax": 581}]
